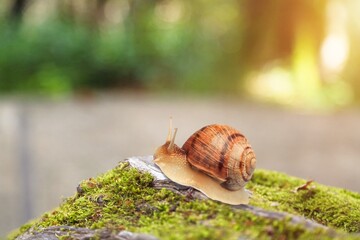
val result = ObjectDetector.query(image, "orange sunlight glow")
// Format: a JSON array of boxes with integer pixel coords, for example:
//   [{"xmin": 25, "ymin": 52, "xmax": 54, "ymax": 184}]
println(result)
[
  {"xmin": 245, "ymin": 65, "xmax": 295, "ymax": 105},
  {"xmin": 320, "ymin": 0, "xmax": 349, "ymax": 73},
  {"xmin": 321, "ymin": 34, "xmax": 349, "ymax": 73}
]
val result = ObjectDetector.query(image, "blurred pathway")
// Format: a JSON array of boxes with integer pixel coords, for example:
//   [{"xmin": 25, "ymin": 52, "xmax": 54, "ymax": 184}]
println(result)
[{"xmin": 1, "ymin": 93, "xmax": 360, "ymax": 235}]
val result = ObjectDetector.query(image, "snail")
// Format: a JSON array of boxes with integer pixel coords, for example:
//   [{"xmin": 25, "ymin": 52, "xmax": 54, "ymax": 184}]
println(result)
[{"xmin": 154, "ymin": 119, "xmax": 256, "ymax": 205}]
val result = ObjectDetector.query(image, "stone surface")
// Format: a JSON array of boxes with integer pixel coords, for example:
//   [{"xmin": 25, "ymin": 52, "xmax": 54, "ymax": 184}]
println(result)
[{"xmin": 16, "ymin": 226, "xmax": 158, "ymax": 240}]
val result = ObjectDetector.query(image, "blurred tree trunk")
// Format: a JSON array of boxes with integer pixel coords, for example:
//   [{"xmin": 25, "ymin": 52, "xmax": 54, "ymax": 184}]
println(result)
[
  {"xmin": 9, "ymin": 0, "xmax": 27, "ymax": 21},
  {"xmin": 84, "ymin": 0, "xmax": 108, "ymax": 28},
  {"xmin": 95, "ymin": 0, "xmax": 107, "ymax": 23},
  {"xmin": 57, "ymin": 1, "xmax": 76, "ymax": 23},
  {"xmin": 57, "ymin": 0, "xmax": 108, "ymax": 27}
]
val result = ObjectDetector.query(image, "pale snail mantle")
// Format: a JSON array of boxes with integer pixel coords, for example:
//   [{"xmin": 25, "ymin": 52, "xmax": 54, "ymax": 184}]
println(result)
[{"xmin": 153, "ymin": 121, "xmax": 256, "ymax": 205}]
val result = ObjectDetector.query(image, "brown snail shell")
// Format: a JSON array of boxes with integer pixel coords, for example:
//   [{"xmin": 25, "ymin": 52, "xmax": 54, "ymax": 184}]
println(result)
[
  {"xmin": 183, "ymin": 124, "xmax": 256, "ymax": 191},
  {"xmin": 154, "ymin": 120, "xmax": 256, "ymax": 205}
]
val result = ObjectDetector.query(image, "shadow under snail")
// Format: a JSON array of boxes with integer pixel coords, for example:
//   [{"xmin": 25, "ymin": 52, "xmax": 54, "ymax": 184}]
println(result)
[{"xmin": 154, "ymin": 119, "xmax": 256, "ymax": 205}]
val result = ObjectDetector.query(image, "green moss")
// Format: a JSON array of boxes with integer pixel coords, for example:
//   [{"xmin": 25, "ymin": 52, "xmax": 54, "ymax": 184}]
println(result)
[
  {"xmin": 8, "ymin": 163, "xmax": 360, "ymax": 240},
  {"xmin": 247, "ymin": 170, "xmax": 360, "ymax": 233}
]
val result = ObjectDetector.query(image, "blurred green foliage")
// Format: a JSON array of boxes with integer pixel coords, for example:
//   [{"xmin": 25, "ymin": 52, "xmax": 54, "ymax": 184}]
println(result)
[
  {"xmin": 0, "ymin": 20, "xmax": 177, "ymax": 95},
  {"xmin": 0, "ymin": 0, "xmax": 245, "ymax": 96}
]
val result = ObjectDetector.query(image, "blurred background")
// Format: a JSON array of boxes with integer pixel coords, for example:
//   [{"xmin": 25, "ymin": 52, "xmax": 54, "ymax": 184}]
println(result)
[{"xmin": 1, "ymin": 0, "xmax": 360, "ymax": 236}]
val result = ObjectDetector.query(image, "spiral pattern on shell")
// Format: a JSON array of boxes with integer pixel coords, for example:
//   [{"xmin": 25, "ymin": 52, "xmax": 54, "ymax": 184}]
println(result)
[{"xmin": 182, "ymin": 124, "xmax": 256, "ymax": 190}]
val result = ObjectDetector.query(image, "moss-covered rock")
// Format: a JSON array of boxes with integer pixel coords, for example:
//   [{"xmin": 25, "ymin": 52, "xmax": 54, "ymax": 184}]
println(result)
[
  {"xmin": 248, "ymin": 170, "xmax": 360, "ymax": 233},
  {"xmin": 8, "ymin": 159, "xmax": 360, "ymax": 240}
]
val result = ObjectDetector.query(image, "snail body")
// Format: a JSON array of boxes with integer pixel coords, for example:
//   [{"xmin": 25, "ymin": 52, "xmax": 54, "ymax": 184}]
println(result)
[{"xmin": 154, "ymin": 120, "xmax": 256, "ymax": 205}]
